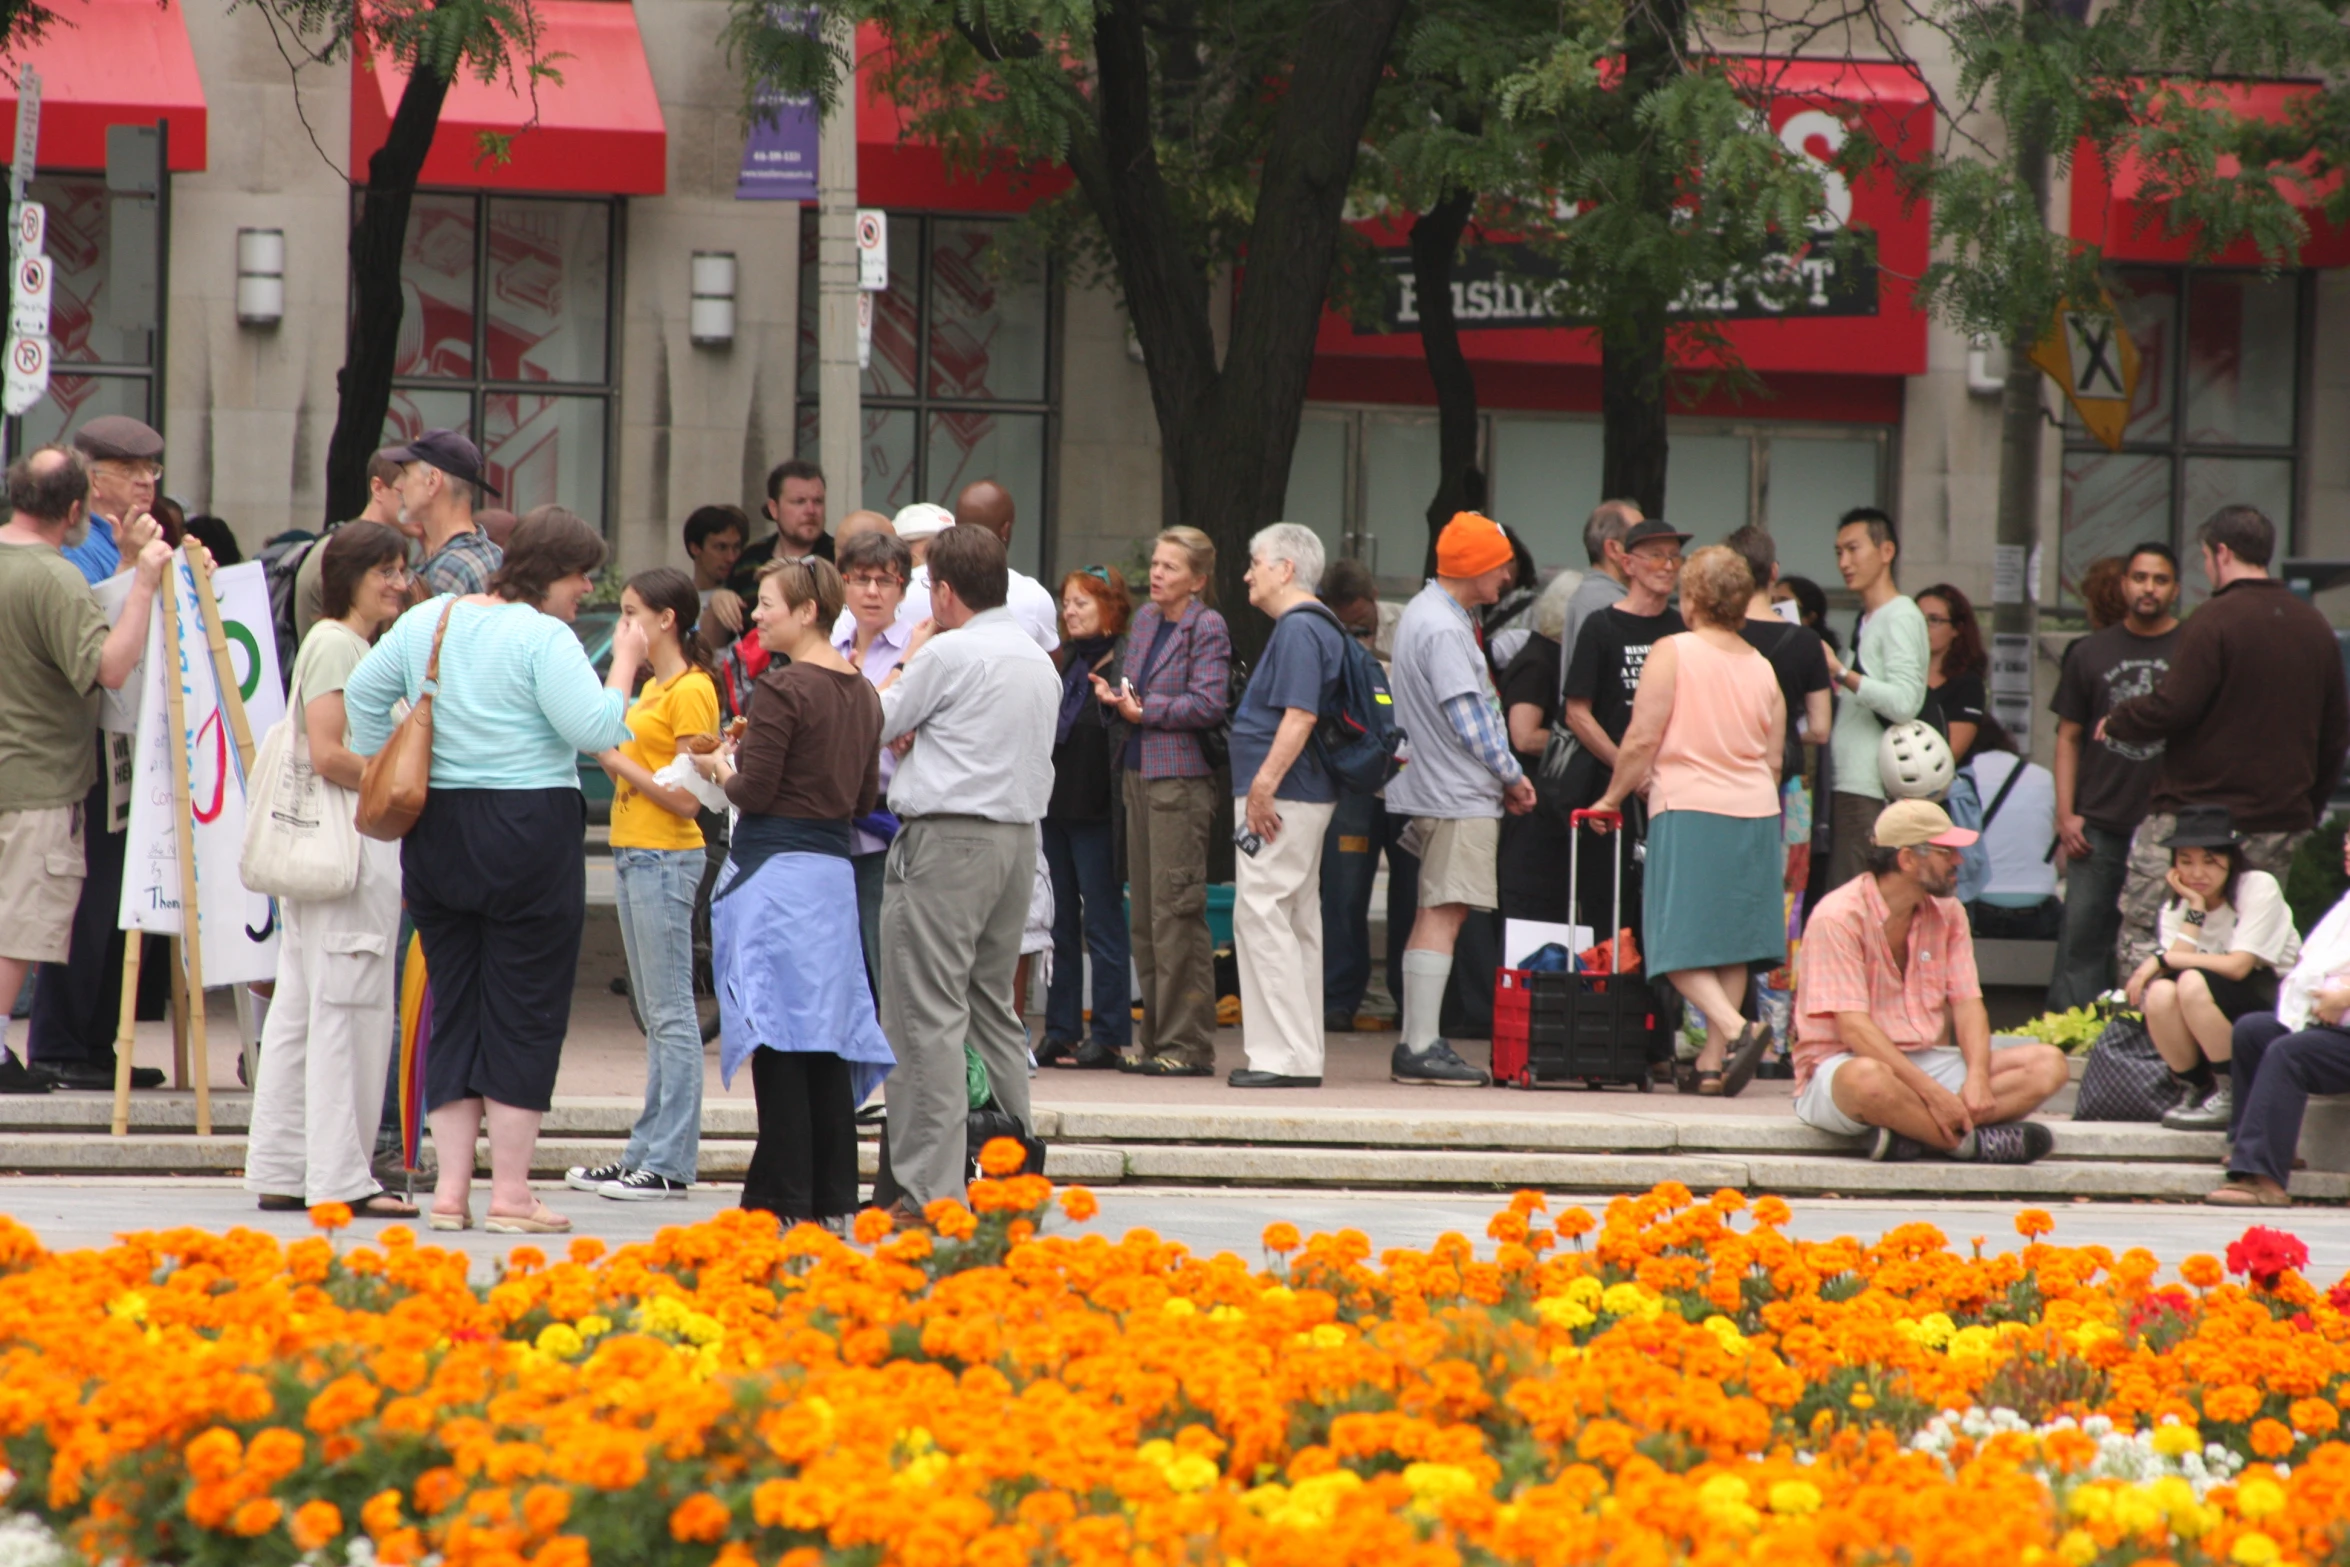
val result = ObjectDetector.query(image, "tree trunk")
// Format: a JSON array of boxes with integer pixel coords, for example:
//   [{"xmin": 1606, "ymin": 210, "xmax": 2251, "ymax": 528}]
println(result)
[
  {"xmin": 1599, "ymin": 315, "xmax": 1669, "ymax": 517},
  {"xmin": 1413, "ymin": 187, "xmax": 1479, "ymax": 572},
  {"xmin": 322, "ymin": 57, "xmax": 453, "ymax": 525},
  {"xmin": 1064, "ymin": 0, "xmax": 1408, "ymax": 659},
  {"xmin": 1993, "ymin": 119, "xmax": 2052, "ymax": 742}
]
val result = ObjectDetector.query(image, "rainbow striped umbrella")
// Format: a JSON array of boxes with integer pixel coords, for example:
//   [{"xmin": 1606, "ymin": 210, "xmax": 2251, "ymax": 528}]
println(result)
[{"xmin": 395, "ymin": 932, "xmax": 431, "ymax": 1172}]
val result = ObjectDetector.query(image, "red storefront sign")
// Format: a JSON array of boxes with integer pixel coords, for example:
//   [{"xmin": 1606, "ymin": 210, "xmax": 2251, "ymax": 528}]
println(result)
[
  {"xmin": 1314, "ymin": 58, "xmax": 1932, "ymax": 388},
  {"xmin": 2070, "ymin": 79, "xmax": 2350, "ymax": 269}
]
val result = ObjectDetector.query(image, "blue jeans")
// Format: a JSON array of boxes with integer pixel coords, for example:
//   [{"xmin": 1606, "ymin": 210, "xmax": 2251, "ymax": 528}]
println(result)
[
  {"xmin": 1041, "ymin": 817, "xmax": 1131, "ymax": 1048},
  {"xmin": 1319, "ymin": 790, "xmax": 1387, "ymax": 1019},
  {"xmin": 2046, "ymin": 822, "xmax": 2130, "ymax": 1012},
  {"xmin": 613, "ymin": 847, "xmax": 704, "ymax": 1183},
  {"xmin": 2228, "ymin": 1011, "xmax": 2350, "ymax": 1188}
]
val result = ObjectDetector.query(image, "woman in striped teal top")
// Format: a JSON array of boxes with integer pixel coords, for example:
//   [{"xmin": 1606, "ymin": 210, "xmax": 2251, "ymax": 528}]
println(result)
[{"xmin": 345, "ymin": 507, "xmax": 645, "ymax": 1236}]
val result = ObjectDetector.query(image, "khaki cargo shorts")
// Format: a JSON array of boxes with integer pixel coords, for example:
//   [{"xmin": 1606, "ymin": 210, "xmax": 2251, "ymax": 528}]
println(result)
[
  {"xmin": 1409, "ymin": 814, "xmax": 1500, "ymax": 912},
  {"xmin": 0, "ymin": 805, "xmax": 86, "ymax": 964}
]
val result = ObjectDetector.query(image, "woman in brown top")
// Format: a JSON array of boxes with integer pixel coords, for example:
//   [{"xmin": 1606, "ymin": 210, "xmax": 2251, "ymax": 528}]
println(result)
[{"xmin": 692, "ymin": 557, "xmax": 890, "ymax": 1228}]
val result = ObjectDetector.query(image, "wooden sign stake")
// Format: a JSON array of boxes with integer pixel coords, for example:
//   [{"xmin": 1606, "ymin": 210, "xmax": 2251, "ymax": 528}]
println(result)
[
  {"xmin": 108, "ymin": 932, "xmax": 141, "ymax": 1136},
  {"xmin": 158, "ymin": 554, "xmax": 213, "ymax": 1135}
]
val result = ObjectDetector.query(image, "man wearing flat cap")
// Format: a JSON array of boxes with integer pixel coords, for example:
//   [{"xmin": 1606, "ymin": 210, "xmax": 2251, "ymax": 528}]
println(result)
[
  {"xmin": 382, "ymin": 429, "xmax": 503, "ymax": 598},
  {"xmin": 58, "ymin": 415, "xmax": 165, "ymax": 585}
]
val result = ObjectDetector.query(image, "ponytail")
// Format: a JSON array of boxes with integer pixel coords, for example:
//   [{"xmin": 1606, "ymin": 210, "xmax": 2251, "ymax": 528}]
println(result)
[{"xmin": 624, "ymin": 566, "xmax": 719, "ymax": 688}]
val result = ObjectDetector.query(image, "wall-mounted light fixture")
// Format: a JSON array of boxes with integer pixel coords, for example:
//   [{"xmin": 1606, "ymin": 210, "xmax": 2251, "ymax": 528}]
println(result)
[
  {"xmin": 236, "ymin": 228, "xmax": 284, "ymax": 326},
  {"xmin": 690, "ymin": 252, "xmax": 737, "ymax": 346}
]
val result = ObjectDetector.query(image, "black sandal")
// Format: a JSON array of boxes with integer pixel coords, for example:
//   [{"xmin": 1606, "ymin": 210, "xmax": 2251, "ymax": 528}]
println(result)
[
  {"xmin": 1673, "ymin": 1061, "xmax": 1701, "ymax": 1095},
  {"xmin": 1695, "ymin": 1069, "xmax": 1726, "ymax": 1096},
  {"xmin": 255, "ymin": 1193, "xmax": 306, "ymax": 1212},
  {"xmin": 353, "ymin": 1190, "xmax": 421, "ymax": 1219}
]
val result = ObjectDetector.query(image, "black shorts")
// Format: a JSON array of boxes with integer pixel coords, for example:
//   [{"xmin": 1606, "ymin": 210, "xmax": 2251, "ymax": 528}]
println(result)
[
  {"xmin": 2159, "ymin": 962, "xmax": 2279, "ymax": 1023},
  {"xmin": 404, "ymin": 787, "xmax": 586, "ymax": 1113}
]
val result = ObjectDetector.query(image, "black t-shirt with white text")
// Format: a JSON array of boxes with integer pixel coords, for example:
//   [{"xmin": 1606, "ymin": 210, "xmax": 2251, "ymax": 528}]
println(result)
[
  {"xmin": 2051, "ymin": 623, "xmax": 2181, "ymax": 833},
  {"xmin": 1563, "ymin": 604, "xmax": 1686, "ymax": 743}
]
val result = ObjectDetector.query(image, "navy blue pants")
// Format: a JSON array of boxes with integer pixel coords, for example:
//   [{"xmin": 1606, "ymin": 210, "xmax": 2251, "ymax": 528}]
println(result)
[
  {"xmin": 1042, "ymin": 817, "xmax": 1130, "ymax": 1049},
  {"xmin": 2227, "ymin": 1010, "xmax": 2350, "ymax": 1187},
  {"xmin": 1320, "ymin": 790, "xmax": 1406, "ymax": 1020},
  {"xmin": 403, "ymin": 788, "xmax": 586, "ymax": 1113}
]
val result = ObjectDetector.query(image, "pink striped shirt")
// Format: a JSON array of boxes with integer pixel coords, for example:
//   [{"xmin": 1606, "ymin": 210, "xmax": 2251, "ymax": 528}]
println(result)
[{"xmin": 1793, "ymin": 871, "xmax": 1982, "ymax": 1088}]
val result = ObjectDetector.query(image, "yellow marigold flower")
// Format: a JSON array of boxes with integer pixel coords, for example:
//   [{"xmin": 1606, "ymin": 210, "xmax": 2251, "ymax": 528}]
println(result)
[
  {"xmin": 289, "ymin": 1501, "xmax": 343, "ymax": 1551},
  {"xmin": 575, "ymin": 1314, "xmax": 611, "ymax": 1338},
  {"xmin": 1848, "ymin": 1389, "xmax": 1876, "ymax": 1410},
  {"xmin": 106, "ymin": 1291, "xmax": 147, "ymax": 1323},
  {"xmin": 1768, "ymin": 1480, "xmax": 1822, "ymax": 1517},
  {"xmin": 668, "ymin": 1492, "xmax": 730, "ymax": 1544},
  {"xmin": 1701, "ymin": 1315, "xmax": 1747, "ymax": 1354},
  {"xmin": 1534, "ymin": 1296, "xmax": 1595, "ymax": 1331},
  {"xmin": 1164, "ymin": 1454, "xmax": 1220, "ymax": 1493},
  {"xmin": 1163, "ymin": 1297, "xmax": 1196, "ymax": 1319},
  {"xmin": 2108, "ymin": 1485, "xmax": 2164, "ymax": 1536},
  {"xmin": 678, "ymin": 1311, "xmax": 724, "ymax": 1346},
  {"xmin": 536, "ymin": 1323, "xmax": 585, "ymax": 1359},
  {"xmin": 1266, "ymin": 1470, "xmax": 1361, "ymax": 1529},
  {"xmin": 2056, "ymin": 1528, "xmax": 2099, "ymax": 1567},
  {"xmin": 2235, "ymin": 1477, "xmax": 2286, "ymax": 1520},
  {"xmin": 2068, "ymin": 1486, "xmax": 2112, "ymax": 1523},
  {"xmin": 2151, "ymin": 1422, "xmax": 2202, "ymax": 1458},
  {"xmin": 1308, "ymin": 1323, "xmax": 1348, "ymax": 1350},
  {"xmin": 231, "ymin": 1498, "xmax": 283, "ymax": 1537},
  {"xmin": 1600, "ymin": 1282, "xmax": 1662, "ymax": 1321},
  {"xmin": 2232, "ymin": 1533, "xmax": 2282, "ymax": 1567}
]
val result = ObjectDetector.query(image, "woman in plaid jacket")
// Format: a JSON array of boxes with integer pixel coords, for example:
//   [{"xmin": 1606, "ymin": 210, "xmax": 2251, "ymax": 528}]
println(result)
[{"xmin": 1091, "ymin": 527, "xmax": 1232, "ymax": 1075}]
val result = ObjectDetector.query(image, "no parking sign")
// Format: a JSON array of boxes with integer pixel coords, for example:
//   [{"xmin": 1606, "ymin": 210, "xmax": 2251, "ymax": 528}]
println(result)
[{"xmin": 3, "ymin": 329, "xmax": 46, "ymax": 415}]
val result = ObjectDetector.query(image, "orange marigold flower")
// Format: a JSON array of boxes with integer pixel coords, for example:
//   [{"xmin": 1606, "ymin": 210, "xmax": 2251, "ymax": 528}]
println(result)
[
  {"xmin": 2250, "ymin": 1418, "xmax": 2297, "ymax": 1459},
  {"xmin": 567, "ymin": 1236, "xmax": 605, "ymax": 1265},
  {"xmin": 978, "ymin": 1136, "xmax": 1028, "ymax": 1177},
  {"xmin": 925, "ymin": 1199, "xmax": 979, "ymax": 1240},
  {"xmin": 712, "ymin": 1544, "xmax": 756, "ymax": 1567},
  {"xmin": 669, "ymin": 1492, "xmax": 731, "ymax": 1544},
  {"xmin": 309, "ymin": 1201, "xmax": 353, "ymax": 1231},
  {"xmin": 230, "ymin": 1499, "xmax": 283, "ymax": 1538},
  {"xmin": 415, "ymin": 1466, "xmax": 467, "ymax": 1515},
  {"xmin": 361, "ymin": 1490, "xmax": 404, "ymax": 1540},
  {"xmin": 853, "ymin": 1206, "xmax": 895, "ymax": 1244},
  {"xmin": 1059, "ymin": 1186, "xmax": 1099, "ymax": 1222},
  {"xmin": 246, "ymin": 1427, "xmax": 308, "ymax": 1483},
  {"xmin": 780, "ymin": 1552, "xmax": 822, "ymax": 1567},
  {"xmin": 2204, "ymin": 1386, "xmax": 2264, "ymax": 1424},
  {"xmin": 305, "ymin": 1373, "xmax": 381, "ymax": 1434},
  {"xmin": 522, "ymin": 1485, "xmax": 572, "ymax": 1537},
  {"xmin": 2015, "ymin": 1209, "xmax": 2055, "ymax": 1240},
  {"xmin": 527, "ymin": 1535, "xmax": 590, "ymax": 1567},
  {"xmin": 1263, "ymin": 1222, "xmax": 1302, "ymax": 1253},
  {"xmin": 184, "ymin": 1427, "xmax": 242, "ymax": 1484},
  {"xmin": 2042, "ymin": 1428, "xmax": 2098, "ymax": 1472},
  {"xmin": 1751, "ymin": 1196, "xmax": 1791, "ymax": 1228},
  {"xmin": 1556, "ymin": 1207, "xmax": 1597, "ymax": 1240},
  {"xmin": 2291, "ymin": 1398, "xmax": 2340, "ymax": 1437},
  {"xmin": 1487, "ymin": 1211, "xmax": 1529, "ymax": 1245},
  {"xmin": 2181, "ymin": 1254, "xmax": 2226, "ymax": 1289},
  {"xmin": 290, "ymin": 1501, "xmax": 344, "ymax": 1551}
]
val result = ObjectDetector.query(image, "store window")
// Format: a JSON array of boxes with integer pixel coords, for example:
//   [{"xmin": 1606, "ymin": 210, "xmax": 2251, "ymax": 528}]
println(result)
[
  {"xmin": 4, "ymin": 159, "xmax": 167, "ymax": 456},
  {"xmin": 381, "ymin": 192, "xmax": 618, "ymax": 528},
  {"xmin": 1286, "ymin": 406, "xmax": 1886, "ymax": 592},
  {"xmin": 2058, "ymin": 268, "xmax": 2305, "ymax": 607},
  {"xmin": 797, "ymin": 211, "xmax": 1057, "ymax": 580}
]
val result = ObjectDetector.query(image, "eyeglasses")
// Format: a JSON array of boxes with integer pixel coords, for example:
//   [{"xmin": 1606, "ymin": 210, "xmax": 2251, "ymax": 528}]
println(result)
[
  {"xmin": 1922, "ymin": 614, "xmax": 1953, "ymax": 627},
  {"xmin": 98, "ymin": 460, "xmax": 162, "ymax": 482},
  {"xmin": 842, "ymin": 572, "xmax": 903, "ymax": 590}
]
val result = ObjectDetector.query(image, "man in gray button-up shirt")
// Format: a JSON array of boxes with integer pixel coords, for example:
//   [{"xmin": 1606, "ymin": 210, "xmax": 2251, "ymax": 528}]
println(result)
[{"xmin": 876, "ymin": 525, "xmax": 1060, "ymax": 1209}]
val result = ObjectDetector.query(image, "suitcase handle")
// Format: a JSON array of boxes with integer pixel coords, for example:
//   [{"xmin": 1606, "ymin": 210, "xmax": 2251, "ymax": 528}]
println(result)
[{"xmin": 1571, "ymin": 808, "xmax": 1623, "ymax": 829}]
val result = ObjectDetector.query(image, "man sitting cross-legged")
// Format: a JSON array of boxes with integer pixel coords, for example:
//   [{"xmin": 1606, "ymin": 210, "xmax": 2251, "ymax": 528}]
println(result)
[{"xmin": 1793, "ymin": 799, "xmax": 2071, "ymax": 1163}]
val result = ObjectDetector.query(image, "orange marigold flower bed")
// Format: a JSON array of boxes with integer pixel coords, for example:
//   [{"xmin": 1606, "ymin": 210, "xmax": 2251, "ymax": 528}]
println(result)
[{"xmin": 4, "ymin": 1183, "xmax": 2350, "ymax": 1566}]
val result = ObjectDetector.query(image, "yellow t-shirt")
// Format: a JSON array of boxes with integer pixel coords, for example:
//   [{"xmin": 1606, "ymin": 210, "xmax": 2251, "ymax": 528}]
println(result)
[{"xmin": 609, "ymin": 667, "xmax": 719, "ymax": 851}]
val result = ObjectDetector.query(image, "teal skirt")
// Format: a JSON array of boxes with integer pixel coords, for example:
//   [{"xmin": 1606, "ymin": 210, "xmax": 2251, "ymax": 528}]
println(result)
[{"xmin": 1642, "ymin": 809, "xmax": 1786, "ymax": 974}]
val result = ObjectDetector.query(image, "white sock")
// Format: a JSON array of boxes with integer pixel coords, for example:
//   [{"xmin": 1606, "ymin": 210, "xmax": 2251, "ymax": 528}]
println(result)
[{"xmin": 1401, "ymin": 950, "xmax": 1452, "ymax": 1051}]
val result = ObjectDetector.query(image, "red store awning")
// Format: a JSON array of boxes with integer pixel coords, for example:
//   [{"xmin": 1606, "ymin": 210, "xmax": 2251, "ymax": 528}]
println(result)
[
  {"xmin": 0, "ymin": 0, "xmax": 208, "ymax": 171},
  {"xmin": 351, "ymin": 0, "xmax": 666, "ymax": 195},
  {"xmin": 2070, "ymin": 80, "xmax": 2350, "ymax": 269},
  {"xmin": 1313, "ymin": 57, "xmax": 1933, "ymax": 389},
  {"xmin": 853, "ymin": 23, "xmax": 1072, "ymax": 211}
]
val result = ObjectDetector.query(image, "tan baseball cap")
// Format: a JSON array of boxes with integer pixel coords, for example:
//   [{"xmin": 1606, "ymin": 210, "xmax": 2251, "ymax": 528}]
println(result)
[{"xmin": 1872, "ymin": 798, "xmax": 1979, "ymax": 850}]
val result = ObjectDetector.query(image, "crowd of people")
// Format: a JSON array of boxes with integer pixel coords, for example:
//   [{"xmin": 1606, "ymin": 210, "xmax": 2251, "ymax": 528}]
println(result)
[{"xmin": 7, "ymin": 407, "xmax": 2350, "ymax": 1213}]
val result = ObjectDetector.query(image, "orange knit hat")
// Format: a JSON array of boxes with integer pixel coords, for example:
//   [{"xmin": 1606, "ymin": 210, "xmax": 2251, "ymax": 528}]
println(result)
[{"xmin": 1436, "ymin": 511, "xmax": 1515, "ymax": 578}]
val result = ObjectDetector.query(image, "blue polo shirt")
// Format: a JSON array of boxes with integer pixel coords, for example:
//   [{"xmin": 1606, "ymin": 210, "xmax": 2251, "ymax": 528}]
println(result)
[{"xmin": 59, "ymin": 513, "xmax": 118, "ymax": 584}]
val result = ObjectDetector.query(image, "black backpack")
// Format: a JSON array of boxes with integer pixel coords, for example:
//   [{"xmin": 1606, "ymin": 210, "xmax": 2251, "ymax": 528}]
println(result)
[
  {"xmin": 256, "ymin": 527, "xmax": 324, "ymax": 690},
  {"xmin": 1291, "ymin": 599, "xmax": 1406, "ymax": 794}
]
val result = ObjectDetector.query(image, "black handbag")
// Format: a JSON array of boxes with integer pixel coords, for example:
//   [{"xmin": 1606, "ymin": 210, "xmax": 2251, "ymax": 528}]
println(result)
[{"xmin": 2073, "ymin": 1013, "xmax": 2185, "ymax": 1122}]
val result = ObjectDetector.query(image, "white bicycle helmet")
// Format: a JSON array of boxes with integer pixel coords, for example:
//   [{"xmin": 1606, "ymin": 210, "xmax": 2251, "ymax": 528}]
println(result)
[{"xmin": 1879, "ymin": 719, "xmax": 1955, "ymax": 800}]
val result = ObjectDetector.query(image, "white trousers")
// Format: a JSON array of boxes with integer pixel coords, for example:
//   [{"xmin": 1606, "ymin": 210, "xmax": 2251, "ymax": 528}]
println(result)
[
  {"xmin": 1233, "ymin": 797, "xmax": 1336, "ymax": 1078},
  {"xmin": 245, "ymin": 836, "xmax": 403, "ymax": 1204}
]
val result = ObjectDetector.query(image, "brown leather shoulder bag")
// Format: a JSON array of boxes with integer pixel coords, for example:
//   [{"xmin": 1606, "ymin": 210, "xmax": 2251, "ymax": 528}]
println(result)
[{"xmin": 356, "ymin": 601, "xmax": 457, "ymax": 842}]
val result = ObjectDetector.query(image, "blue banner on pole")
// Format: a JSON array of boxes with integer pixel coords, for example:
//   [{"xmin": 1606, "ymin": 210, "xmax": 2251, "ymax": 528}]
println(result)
[{"xmin": 736, "ymin": 90, "xmax": 819, "ymax": 201}]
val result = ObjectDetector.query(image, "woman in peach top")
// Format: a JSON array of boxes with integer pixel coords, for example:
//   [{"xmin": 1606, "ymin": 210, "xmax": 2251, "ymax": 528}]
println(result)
[{"xmin": 1593, "ymin": 545, "xmax": 1786, "ymax": 1096}]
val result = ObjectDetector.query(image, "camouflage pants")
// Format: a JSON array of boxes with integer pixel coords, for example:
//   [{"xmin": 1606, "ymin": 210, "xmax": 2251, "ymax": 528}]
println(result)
[{"xmin": 2115, "ymin": 813, "xmax": 2308, "ymax": 974}]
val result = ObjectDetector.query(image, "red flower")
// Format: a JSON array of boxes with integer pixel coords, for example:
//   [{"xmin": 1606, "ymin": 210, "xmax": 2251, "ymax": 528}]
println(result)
[
  {"xmin": 2328, "ymin": 1281, "xmax": 2350, "ymax": 1315},
  {"xmin": 2225, "ymin": 1225, "xmax": 2310, "ymax": 1288}
]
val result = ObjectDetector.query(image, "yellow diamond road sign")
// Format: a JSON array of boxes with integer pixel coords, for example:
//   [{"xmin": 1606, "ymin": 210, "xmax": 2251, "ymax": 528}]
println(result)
[{"xmin": 2029, "ymin": 301, "xmax": 2140, "ymax": 452}]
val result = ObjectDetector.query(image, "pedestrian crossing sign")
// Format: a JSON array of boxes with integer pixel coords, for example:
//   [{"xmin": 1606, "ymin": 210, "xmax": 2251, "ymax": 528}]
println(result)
[{"xmin": 2028, "ymin": 299, "xmax": 2140, "ymax": 452}]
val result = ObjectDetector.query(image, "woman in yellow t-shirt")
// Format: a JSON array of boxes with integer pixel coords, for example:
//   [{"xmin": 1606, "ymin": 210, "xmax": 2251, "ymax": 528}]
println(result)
[{"xmin": 576, "ymin": 567, "xmax": 719, "ymax": 1201}]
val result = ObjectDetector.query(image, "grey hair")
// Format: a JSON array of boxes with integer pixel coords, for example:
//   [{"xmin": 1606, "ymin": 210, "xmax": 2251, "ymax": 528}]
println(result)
[
  {"xmin": 1249, "ymin": 522, "xmax": 1325, "ymax": 594},
  {"xmin": 1531, "ymin": 567, "xmax": 1586, "ymax": 641}
]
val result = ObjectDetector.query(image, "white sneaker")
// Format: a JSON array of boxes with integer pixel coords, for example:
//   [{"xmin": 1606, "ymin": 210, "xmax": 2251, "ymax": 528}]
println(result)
[
  {"xmin": 599, "ymin": 1169, "xmax": 691, "ymax": 1201},
  {"xmin": 566, "ymin": 1160, "xmax": 626, "ymax": 1193}
]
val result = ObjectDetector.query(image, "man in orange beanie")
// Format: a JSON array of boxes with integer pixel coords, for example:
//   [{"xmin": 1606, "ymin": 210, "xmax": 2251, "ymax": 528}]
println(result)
[{"xmin": 1383, "ymin": 511, "xmax": 1537, "ymax": 1085}]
